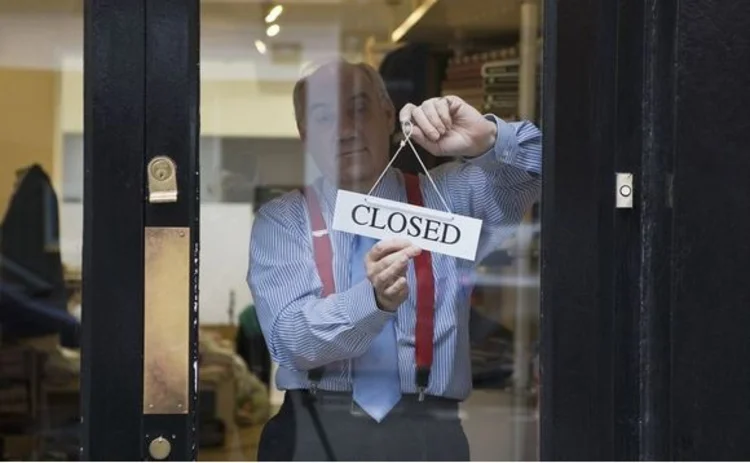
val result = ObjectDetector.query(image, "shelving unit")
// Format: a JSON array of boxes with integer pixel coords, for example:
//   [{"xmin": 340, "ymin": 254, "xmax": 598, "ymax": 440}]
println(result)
[
  {"xmin": 440, "ymin": 48, "xmax": 522, "ymax": 120},
  {"xmin": 390, "ymin": 0, "xmax": 541, "ymax": 121}
]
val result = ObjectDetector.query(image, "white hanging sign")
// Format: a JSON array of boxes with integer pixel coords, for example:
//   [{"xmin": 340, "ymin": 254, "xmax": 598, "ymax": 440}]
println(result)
[{"xmin": 331, "ymin": 190, "xmax": 483, "ymax": 261}]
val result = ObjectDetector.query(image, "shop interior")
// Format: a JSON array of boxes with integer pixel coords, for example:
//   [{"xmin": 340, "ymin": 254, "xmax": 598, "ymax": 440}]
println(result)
[{"xmin": 0, "ymin": 0, "xmax": 542, "ymax": 460}]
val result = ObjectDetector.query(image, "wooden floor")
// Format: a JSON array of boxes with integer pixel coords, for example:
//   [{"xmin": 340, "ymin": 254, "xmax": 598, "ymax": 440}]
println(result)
[{"xmin": 197, "ymin": 425, "xmax": 264, "ymax": 461}]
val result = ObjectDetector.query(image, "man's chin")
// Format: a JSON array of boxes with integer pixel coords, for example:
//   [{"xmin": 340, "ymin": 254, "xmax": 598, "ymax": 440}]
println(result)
[{"xmin": 337, "ymin": 174, "xmax": 374, "ymax": 193}]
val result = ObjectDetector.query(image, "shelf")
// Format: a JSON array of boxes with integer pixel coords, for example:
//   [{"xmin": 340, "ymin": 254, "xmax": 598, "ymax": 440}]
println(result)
[{"xmin": 391, "ymin": 0, "xmax": 521, "ymax": 44}]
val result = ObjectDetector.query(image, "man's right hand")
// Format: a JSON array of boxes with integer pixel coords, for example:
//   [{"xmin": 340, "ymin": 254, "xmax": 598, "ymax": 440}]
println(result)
[{"xmin": 365, "ymin": 238, "xmax": 422, "ymax": 312}]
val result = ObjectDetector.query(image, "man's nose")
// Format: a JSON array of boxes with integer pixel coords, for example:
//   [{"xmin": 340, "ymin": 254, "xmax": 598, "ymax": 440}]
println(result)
[{"xmin": 338, "ymin": 112, "xmax": 357, "ymax": 138}]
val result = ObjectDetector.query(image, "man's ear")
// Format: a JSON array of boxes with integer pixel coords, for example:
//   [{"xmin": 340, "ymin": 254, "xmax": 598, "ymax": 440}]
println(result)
[{"xmin": 297, "ymin": 120, "xmax": 307, "ymax": 141}]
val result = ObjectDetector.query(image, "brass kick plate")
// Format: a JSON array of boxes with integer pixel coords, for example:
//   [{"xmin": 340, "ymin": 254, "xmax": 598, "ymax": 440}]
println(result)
[{"xmin": 143, "ymin": 227, "xmax": 190, "ymax": 414}]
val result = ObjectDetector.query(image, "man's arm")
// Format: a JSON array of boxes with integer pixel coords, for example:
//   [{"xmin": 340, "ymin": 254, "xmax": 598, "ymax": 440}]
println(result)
[
  {"xmin": 433, "ymin": 115, "xmax": 542, "ymax": 261},
  {"xmin": 247, "ymin": 193, "xmax": 394, "ymax": 372}
]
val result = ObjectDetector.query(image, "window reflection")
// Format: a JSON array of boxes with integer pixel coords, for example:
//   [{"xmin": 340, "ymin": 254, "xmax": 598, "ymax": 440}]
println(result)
[
  {"xmin": 0, "ymin": 0, "xmax": 543, "ymax": 460},
  {"xmin": 199, "ymin": 1, "xmax": 542, "ymax": 461},
  {"xmin": 0, "ymin": 1, "xmax": 83, "ymax": 460}
]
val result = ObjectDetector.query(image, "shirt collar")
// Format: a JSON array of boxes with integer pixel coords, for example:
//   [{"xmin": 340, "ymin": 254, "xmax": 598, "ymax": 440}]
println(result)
[{"xmin": 313, "ymin": 168, "xmax": 404, "ymax": 216}]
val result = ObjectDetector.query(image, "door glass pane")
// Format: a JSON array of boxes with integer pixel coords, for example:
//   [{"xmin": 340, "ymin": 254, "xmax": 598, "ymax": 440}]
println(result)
[
  {"xmin": 198, "ymin": 1, "xmax": 542, "ymax": 460},
  {"xmin": 0, "ymin": 1, "xmax": 83, "ymax": 460}
]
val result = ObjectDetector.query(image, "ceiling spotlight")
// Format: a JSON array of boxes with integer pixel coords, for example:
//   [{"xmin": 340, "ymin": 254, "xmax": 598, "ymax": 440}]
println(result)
[
  {"xmin": 255, "ymin": 40, "xmax": 267, "ymax": 54},
  {"xmin": 266, "ymin": 23, "xmax": 280, "ymax": 37},
  {"xmin": 265, "ymin": 5, "xmax": 283, "ymax": 23}
]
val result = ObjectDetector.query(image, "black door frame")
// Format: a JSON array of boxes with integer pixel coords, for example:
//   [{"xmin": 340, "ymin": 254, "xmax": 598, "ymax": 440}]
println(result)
[
  {"xmin": 82, "ymin": 0, "xmax": 199, "ymax": 460},
  {"xmin": 541, "ymin": 0, "xmax": 750, "ymax": 460},
  {"xmin": 82, "ymin": 0, "xmax": 750, "ymax": 460},
  {"xmin": 540, "ymin": 0, "xmax": 677, "ymax": 458}
]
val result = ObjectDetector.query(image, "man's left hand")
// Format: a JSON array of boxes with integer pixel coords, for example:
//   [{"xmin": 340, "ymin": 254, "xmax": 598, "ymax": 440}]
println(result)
[{"xmin": 399, "ymin": 96, "xmax": 497, "ymax": 158}]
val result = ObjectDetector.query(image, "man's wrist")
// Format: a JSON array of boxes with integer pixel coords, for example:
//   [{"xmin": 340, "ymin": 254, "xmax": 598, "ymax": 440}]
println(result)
[
  {"xmin": 468, "ymin": 118, "xmax": 499, "ymax": 158},
  {"xmin": 374, "ymin": 288, "xmax": 397, "ymax": 312}
]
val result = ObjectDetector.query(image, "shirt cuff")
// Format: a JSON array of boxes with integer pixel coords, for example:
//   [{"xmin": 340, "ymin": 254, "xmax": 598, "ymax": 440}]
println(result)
[
  {"xmin": 342, "ymin": 279, "xmax": 395, "ymax": 335},
  {"xmin": 468, "ymin": 114, "xmax": 520, "ymax": 170}
]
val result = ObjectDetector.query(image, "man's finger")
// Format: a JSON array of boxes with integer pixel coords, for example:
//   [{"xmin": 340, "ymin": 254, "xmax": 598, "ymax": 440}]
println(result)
[
  {"xmin": 382, "ymin": 277, "xmax": 408, "ymax": 299},
  {"xmin": 411, "ymin": 107, "xmax": 441, "ymax": 142},
  {"xmin": 368, "ymin": 238, "xmax": 415, "ymax": 262},
  {"xmin": 443, "ymin": 95, "xmax": 464, "ymax": 112},
  {"xmin": 435, "ymin": 98, "xmax": 452, "ymax": 129},
  {"xmin": 421, "ymin": 100, "xmax": 447, "ymax": 135},
  {"xmin": 399, "ymin": 103, "xmax": 417, "ymax": 126},
  {"xmin": 373, "ymin": 255, "xmax": 409, "ymax": 290},
  {"xmin": 368, "ymin": 246, "xmax": 420, "ymax": 280},
  {"xmin": 405, "ymin": 125, "xmax": 430, "ymax": 146}
]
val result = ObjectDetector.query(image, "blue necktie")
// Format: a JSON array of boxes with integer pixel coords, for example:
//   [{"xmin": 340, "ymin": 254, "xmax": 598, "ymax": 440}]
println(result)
[{"xmin": 350, "ymin": 235, "xmax": 402, "ymax": 422}]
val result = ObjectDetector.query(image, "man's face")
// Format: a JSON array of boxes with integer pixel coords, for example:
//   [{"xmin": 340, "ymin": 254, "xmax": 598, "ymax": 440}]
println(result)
[{"xmin": 298, "ymin": 64, "xmax": 394, "ymax": 192}]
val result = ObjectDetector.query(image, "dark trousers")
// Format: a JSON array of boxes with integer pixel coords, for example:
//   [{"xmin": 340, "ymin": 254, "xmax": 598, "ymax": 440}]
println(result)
[{"xmin": 258, "ymin": 390, "xmax": 470, "ymax": 461}]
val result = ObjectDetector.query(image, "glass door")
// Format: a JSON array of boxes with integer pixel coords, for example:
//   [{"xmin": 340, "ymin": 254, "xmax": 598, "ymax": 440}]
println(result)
[
  {"xmin": 196, "ymin": 1, "xmax": 543, "ymax": 460},
  {"xmin": 0, "ymin": 0, "xmax": 545, "ymax": 460}
]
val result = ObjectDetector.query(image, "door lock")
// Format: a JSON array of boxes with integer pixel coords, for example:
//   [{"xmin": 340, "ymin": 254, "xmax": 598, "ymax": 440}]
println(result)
[{"xmin": 148, "ymin": 156, "xmax": 178, "ymax": 203}]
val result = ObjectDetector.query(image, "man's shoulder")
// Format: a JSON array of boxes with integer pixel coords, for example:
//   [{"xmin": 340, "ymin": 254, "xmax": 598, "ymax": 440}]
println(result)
[{"xmin": 254, "ymin": 188, "xmax": 307, "ymax": 233}]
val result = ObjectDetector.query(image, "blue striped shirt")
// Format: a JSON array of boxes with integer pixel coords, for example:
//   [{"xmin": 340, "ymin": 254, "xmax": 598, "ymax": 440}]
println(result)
[{"xmin": 247, "ymin": 115, "xmax": 542, "ymax": 400}]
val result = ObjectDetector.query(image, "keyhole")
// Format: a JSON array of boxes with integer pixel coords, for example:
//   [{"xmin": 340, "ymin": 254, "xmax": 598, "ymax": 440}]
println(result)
[{"xmin": 151, "ymin": 160, "xmax": 172, "ymax": 181}]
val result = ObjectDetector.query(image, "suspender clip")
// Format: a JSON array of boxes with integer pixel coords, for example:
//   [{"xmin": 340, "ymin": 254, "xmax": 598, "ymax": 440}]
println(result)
[
  {"xmin": 416, "ymin": 366, "xmax": 430, "ymax": 402},
  {"xmin": 307, "ymin": 367, "xmax": 325, "ymax": 398}
]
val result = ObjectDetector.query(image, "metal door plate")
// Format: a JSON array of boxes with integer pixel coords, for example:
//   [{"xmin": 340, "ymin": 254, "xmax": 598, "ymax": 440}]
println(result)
[{"xmin": 143, "ymin": 227, "xmax": 190, "ymax": 414}]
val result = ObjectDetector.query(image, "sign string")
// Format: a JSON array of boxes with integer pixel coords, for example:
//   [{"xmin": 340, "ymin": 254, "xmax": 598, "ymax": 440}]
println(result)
[{"xmin": 365, "ymin": 120, "xmax": 454, "ymax": 216}]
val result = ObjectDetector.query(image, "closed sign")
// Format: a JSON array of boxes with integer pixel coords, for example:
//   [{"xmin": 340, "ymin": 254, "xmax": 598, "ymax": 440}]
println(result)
[{"xmin": 332, "ymin": 190, "xmax": 483, "ymax": 261}]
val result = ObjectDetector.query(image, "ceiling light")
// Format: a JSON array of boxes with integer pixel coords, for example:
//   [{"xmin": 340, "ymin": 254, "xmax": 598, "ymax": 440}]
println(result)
[
  {"xmin": 255, "ymin": 40, "xmax": 267, "ymax": 54},
  {"xmin": 266, "ymin": 23, "xmax": 280, "ymax": 37},
  {"xmin": 265, "ymin": 5, "xmax": 283, "ymax": 23}
]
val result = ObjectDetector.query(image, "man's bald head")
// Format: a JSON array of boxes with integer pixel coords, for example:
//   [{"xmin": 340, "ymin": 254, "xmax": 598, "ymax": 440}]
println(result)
[
  {"xmin": 292, "ymin": 59, "xmax": 396, "ymax": 193},
  {"xmin": 292, "ymin": 59, "xmax": 394, "ymax": 128}
]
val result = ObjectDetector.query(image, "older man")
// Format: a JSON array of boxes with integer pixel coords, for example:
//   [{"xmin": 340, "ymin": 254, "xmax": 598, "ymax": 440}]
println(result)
[{"xmin": 247, "ymin": 59, "xmax": 541, "ymax": 461}]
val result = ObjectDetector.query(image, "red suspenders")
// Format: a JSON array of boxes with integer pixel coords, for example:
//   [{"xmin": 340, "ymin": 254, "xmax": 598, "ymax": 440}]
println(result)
[
  {"xmin": 303, "ymin": 186, "xmax": 336, "ymax": 297},
  {"xmin": 302, "ymin": 173, "xmax": 436, "ymax": 397},
  {"xmin": 403, "ymin": 174, "xmax": 436, "ymax": 396}
]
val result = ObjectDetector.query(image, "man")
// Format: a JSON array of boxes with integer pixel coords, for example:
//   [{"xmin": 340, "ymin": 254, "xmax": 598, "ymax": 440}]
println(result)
[{"xmin": 247, "ymin": 59, "xmax": 541, "ymax": 461}]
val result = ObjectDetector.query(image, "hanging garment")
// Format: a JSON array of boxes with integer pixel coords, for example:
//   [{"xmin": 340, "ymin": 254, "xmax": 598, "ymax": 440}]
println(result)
[{"xmin": 0, "ymin": 164, "xmax": 78, "ymax": 347}]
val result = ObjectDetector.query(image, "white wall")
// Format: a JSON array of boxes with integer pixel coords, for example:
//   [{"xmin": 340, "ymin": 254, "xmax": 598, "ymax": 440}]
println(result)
[
  {"xmin": 56, "ymin": 20, "xmax": 342, "ymax": 138},
  {"xmin": 58, "ymin": 69, "xmax": 301, "ymax": 138},
  {"xmin": 197, "ymin": 204, "xmax": 255, "ymax": 324}
]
